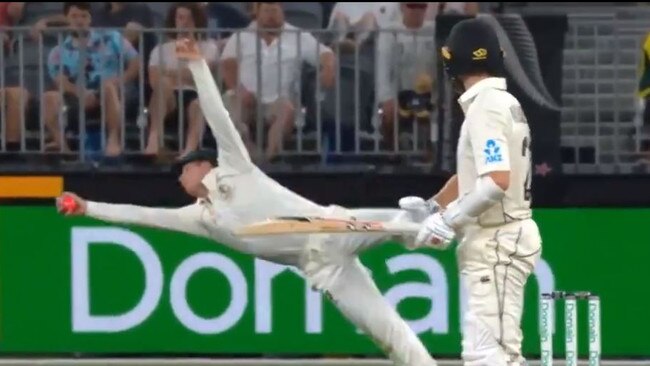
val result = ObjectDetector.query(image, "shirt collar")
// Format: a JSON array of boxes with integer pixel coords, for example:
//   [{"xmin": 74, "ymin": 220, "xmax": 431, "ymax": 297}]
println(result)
[
  {"xmin": 63, "ymin": 30, "xmax": 99, "ymax": 49},
  {"xmin": 458, "ymin": 77, "xmax": 507, "ymax": 112},
  {"xmin": 196, "ymin": 169, "xmax": 218, "ymax": 206},
  {"xmin": 249, "ymin": 21, "xmax": 288, "ymax": 36},
  {"xmin": 201, "ymin": 168, "xmax": 218, "ymax": 193},
  {"xmin": 197, "ymin": 197, "xmax": 211, "ymax": 205}
]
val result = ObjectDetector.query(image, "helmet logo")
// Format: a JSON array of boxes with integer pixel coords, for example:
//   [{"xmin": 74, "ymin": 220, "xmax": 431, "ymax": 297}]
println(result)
[
  {"xmin": 472, "ymin": 48, "xmax": 488, "ymax": 60},
  {"xmin": 441, "ymin": 46, "xmax": 452, "ymax": 60}
]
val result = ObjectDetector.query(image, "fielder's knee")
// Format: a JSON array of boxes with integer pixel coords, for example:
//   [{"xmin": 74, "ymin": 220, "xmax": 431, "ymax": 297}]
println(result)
[{"xmin": 299, "ymin": 236, "xmax": 348, "ymax": 292}]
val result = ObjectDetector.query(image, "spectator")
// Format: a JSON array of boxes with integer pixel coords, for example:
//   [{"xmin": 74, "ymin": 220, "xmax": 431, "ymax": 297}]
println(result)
[
  {"xmin": 0, "ymin": 2, "xmax": 11, "ymax": 50},
  {"xmin": 206, "ymin": 3, "xmax": 251, "ymax": 54},
  {"xmin": 94, "ymin": 2, "xmax": 157, "ymax": 134},
  {"xmin": 424, "ymin": 2, "xmax": 479, "ymax": 19},
  {"xmin": 245, "ymin": 2, "xmax": 256, "ymax": 19},
  {"xmin": 144, "ymin": 2, "xmax": 216, "ymax": 159},
  {"xmin": 376, "ymin": 2, "xmax": 436, "ymax": 151},
  {"xmin": 0, "ymin": 86, "xmax": 29, "ymax": 152},
  {"xmin": 0, "ymin": 4, "xmax": 24, "ymax": 152},
  {"xmin": 42, "ymin": 2, "xmax": 139, "ymax": 157},
  {"xmin": 206, "ymin": 2, "xmax": 251, "ymax": 38},
  {"xmin": 7, "ymin": 2, "xmax": 71, "ymax": 41},
  {"xmin": 634, "ymin": 31, "xmax": 650, "ymax": 164},
  {"xmin": 221, "ymin": 2, "xmax": 335, "ymax": 162},
  {"xmin": 93, "ymin": 2, "xmax": 154, "ymax": 49},
  {"xmin": 1, "ymin": 2, "xmax": 52, "ymax": 153},
  {"xmin": 328, "ymin": 2, "xmax": 400, "ymax": 49}
]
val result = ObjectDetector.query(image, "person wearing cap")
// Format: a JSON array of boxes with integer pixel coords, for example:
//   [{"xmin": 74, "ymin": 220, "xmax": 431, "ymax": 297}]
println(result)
[
  {"xmin": 397, "ymin": 18, "xmax": 542, "ymax": 366},
  {"xmin": 56, "ymin": 38, "xmax": 438, "ymax": 366}
]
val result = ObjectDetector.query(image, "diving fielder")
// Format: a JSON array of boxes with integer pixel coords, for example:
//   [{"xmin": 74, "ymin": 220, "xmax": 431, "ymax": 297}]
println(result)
[
  {"xmin": 399, "ymin": 19, "xmax": 542, "ymax": 366},
  {"xmin": 56, "ymin": 39, "xmax": 437, "ymax": 366}
]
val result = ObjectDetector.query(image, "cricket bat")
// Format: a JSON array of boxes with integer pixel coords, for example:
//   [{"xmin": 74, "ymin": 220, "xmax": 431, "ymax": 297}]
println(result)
[{"xmin": 235, "ymin": 216, "xmax": 421, "ymax": 236}]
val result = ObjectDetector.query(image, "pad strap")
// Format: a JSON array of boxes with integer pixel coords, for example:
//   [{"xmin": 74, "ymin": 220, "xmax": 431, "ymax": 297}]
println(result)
[{"xmin": 442, "ymin": 176, "xmax": 505, "ymax": 228}]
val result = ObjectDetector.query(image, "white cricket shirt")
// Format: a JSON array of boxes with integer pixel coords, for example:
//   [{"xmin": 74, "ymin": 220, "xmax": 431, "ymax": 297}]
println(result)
[
  {"xmin": 328, "ymin": 2, "xmax": 400, "ymax": 27},
  {"xmin": 455, "ymin": 77, "xmax": 533, "ymax": 227},
  {"xmin": 221, "ymin": 22, "xmax": 332, "ymax": 104}
]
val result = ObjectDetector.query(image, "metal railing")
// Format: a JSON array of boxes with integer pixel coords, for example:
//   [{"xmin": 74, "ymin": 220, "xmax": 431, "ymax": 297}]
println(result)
[
  {"xmin": 3, "ymin": 17, "xmax": 650, "ymax": 174},
  {"xmin": 0, "ymin": 26, "xmax": 440, "ymax": 167},
  {"xmin": 561, "ymin": 14, "xmax": 650, "ymax": 173}
]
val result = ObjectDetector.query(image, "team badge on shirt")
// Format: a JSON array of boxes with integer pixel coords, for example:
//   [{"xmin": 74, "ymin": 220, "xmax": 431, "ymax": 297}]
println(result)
[
  {"xmin": 484, "ymin": 139, "xmax": 503, "ymax": 164},
  {"xmin": 217, "ymin": 183, "xmax": 233, "ymax": 201}
]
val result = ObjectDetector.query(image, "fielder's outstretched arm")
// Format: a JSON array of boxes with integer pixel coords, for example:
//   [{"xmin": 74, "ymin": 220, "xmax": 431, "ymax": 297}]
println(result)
[
  {"xmin": 187, "ymin": 58, "xmax": 253, "ymax": 174},
  {"xmin": 85, "ymin": 201, "xmax": 210, "ymax": 238}
]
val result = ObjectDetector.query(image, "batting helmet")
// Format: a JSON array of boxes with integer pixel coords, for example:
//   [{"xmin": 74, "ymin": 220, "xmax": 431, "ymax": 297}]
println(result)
[{"xmin": 441, "ymin": 18, "xmax": 504, "ymax": 80}]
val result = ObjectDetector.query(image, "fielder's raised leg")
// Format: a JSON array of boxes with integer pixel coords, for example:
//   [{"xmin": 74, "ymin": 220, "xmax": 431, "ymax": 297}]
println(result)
[{"xmin": 399, "ymin": 19, "xmax": 543, "ymax": 366}]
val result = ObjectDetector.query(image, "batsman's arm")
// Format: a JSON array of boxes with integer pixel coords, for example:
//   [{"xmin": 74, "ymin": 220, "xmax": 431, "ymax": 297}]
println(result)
[
  {"xmin": 398, "ymin": 174, "xmax": 457, "ymax": 222},
  {"xmin": 187, "ymin": 58, "xmax": 253, "ymax": 173},
  {"xmin": 468, "ymin": 105, "xmax": 511, "ymax": 190},
  {"xmin": 442, "ymin": 104, "xmax": 510, "ymax": 228},
  {"xmin": 431, "ymin": 174, "xmax": 458, "ymax": 209},
  {"xmin": 85, "ymin": 201, "xmax": 210, "ymax": 238}
]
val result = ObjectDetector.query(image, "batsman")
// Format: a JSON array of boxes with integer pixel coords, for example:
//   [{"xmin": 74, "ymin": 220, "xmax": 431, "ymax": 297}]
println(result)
[{"xmin": 398, "ymin": 19, "xmax": 543, "ymax": 366}]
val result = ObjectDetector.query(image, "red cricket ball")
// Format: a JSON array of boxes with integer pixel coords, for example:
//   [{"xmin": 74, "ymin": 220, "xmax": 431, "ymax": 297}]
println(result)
[{"xmin": 61, "ymin": 195, "xmax": 77, "ymax": 213}]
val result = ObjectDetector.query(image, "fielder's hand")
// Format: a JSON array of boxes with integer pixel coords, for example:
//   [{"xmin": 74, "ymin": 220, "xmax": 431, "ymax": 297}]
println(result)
[
  {"xmin": 414, "ymin": 212, "xmax": 455, "ymax": 250},
  {"xmin": 55, "ymin": 192, "xmax": 87, "ymax": 216},
  {"xmin": 398, "ymin": 196, "xmax": 440, "ymax": 223}
]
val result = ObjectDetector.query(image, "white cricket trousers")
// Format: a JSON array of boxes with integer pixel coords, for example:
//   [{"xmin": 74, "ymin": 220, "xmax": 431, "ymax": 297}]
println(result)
[
  {"xmin": 299, "ymin": 206, "xmax": 438, "ymax": 366},
  {"xmin": 456, "ymin": 219, "xmax": 542, "ymax": 366},
  {"xmin": 243, "ymin": 206, "xmax": 436, "ymax": 366}
]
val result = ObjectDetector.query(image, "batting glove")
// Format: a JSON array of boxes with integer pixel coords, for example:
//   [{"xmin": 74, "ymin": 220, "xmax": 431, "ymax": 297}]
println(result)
[
  {"xmin": 398, "ymin": 196, "xmax": 440, "ymax": 223},
  {"xmin": 414, "ymin": 212, "xmax": 455, "ymax": 250}
]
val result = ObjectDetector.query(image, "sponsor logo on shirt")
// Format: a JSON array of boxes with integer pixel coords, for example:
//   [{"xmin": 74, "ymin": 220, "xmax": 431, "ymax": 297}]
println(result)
[{"xmin": 484, "ymin": 139, "xmax": 503, "ymax": 164}]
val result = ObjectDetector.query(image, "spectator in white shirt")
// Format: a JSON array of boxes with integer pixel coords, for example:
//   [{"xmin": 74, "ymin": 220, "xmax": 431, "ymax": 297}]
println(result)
[
  {"xmin": 220, "ymin": 2, "xmax": 335, "ymax": 162},
  {"xmin": 376, "ymin": 3, "xmax": 437, "ymax": 150},
  {"xmin": 328, "ymin": 2, "xmax": 400, "ymax": 48},
  {"xmin": 145, "ymin": 2, "xmax": 219, "ymax": 159}
]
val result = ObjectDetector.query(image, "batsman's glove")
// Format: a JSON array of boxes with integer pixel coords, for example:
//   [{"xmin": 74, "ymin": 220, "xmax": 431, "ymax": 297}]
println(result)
[
  {"xmin": 414, "ymin": 212, "xmax": 455, "ymax": 250},
  {"xmin": 398, "ymin": 196, "xmax": 440, "ymax": 223}
]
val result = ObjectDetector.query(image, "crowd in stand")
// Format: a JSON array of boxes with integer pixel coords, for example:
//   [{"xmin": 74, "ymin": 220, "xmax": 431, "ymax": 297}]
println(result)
[{"xmin": 0, "ymin": 2, "xmax": 478, "ymax": 165}]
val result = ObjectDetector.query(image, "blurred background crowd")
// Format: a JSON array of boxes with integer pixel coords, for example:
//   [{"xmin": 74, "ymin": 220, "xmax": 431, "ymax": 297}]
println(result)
[{"xmin": 0, "ymin": 2, "xmax": 649, "ymax": 174}]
